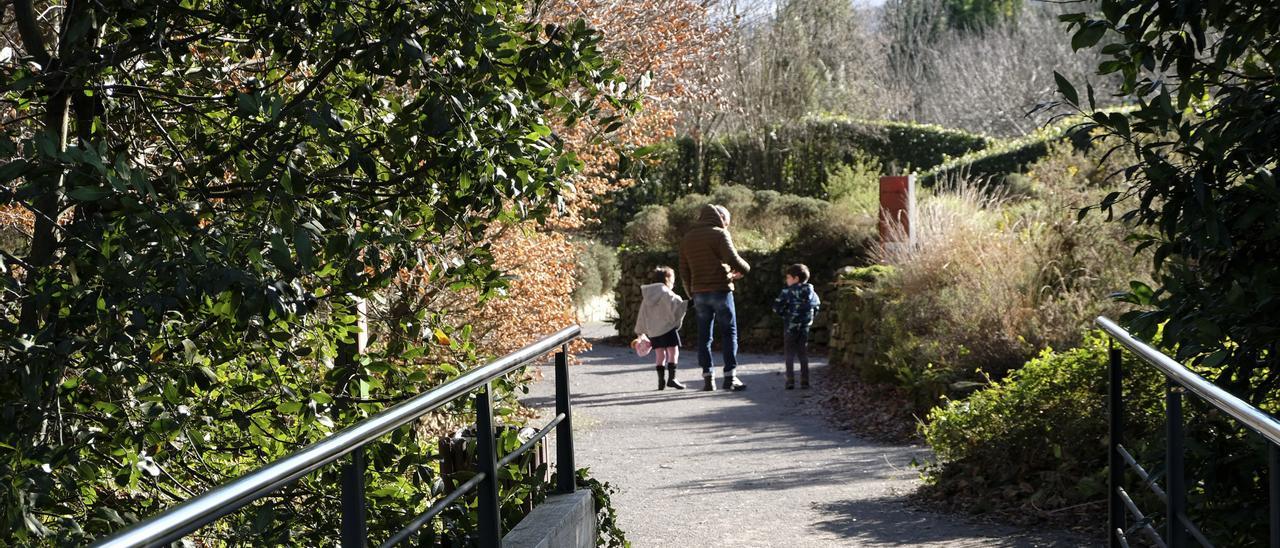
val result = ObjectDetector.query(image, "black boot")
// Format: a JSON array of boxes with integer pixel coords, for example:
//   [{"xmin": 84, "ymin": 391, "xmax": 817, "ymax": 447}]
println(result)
[
  {"xmin": 666, "ymin": 364, "xmax": 685, "ymax": 389},
  {"xmin": 656, "ymin": 366, "xmax": 666, "ymax": 390}
]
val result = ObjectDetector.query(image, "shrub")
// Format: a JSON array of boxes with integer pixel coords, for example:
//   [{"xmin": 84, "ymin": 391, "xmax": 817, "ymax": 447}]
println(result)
[
  {"xmin": 920, "ymin": 126, "xmax": 1069, "ymax": 186},
  {"xmin": 834, "ymin": 161, "xmax": 1146, "ymax": 412},
  {"xmin": 919, "ymin": 108, "xmax": 1136, "ymax": 187},
  {"xmin": 622, "ymin": 205, "xmax": 671, "ymax": 250},
  {"xmin": 572, "ymin": 241, "xmax": 620, "ymax": 307},
  {"xmin": 624, "ymin": 184, "xmax": 833, "ymax": 253},
  {"xmin": 640, "ymin": 117, "xmax": 991, "ymax": 199},
  {"xmin": 921, "ymin": 330, "xmax": 1277, "ymax": 544},
  {"xmin": 824, "ymin": 153, "xmax": 883, "ymax": 215},
  {"xmin": 920, "ymin": 332, "xmax": 1165, "ymax": 517}
]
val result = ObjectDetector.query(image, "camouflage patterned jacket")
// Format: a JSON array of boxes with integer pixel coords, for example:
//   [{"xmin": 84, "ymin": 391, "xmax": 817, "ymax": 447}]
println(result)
[{"xmin": 772, "ymin": 283, "xmax": 820, "ymax": 333}]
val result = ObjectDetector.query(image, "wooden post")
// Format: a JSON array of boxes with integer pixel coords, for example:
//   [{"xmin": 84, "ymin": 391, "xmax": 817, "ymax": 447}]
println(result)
[{"xmin": 878, "ymin": 175, "xmax": 917, "ymax": 254}]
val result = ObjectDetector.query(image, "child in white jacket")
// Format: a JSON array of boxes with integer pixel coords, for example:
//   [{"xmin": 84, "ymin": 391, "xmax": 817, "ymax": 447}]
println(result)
[{"xmin": 635, "ymin": 266, "xmax": 688, "ymax": 390}]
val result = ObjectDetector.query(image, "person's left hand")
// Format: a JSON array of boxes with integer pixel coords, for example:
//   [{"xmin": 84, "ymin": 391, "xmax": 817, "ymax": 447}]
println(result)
[{"xmin": 729, "ymin": 271, "xmax": 744, "ymax": 280}]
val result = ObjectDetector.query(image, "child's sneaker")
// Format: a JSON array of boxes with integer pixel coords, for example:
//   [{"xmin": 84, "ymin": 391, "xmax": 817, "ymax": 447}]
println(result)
[
  {"xmin": 800, "ymin": 379, "xmax": 811, "ymax": 389},
  {"xmin": 785, "ymin": 376, "xmax": 795, "ymax": 390},
  {"xmin": 702, "ymin": 374, "xmax": 716, "ymax": 391}
]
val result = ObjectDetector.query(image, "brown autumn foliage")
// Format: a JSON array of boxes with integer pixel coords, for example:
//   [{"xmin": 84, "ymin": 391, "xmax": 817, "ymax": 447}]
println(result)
[
  {"xmin": 451, "ymin": 1, "xmax": 728, "ymax": 355},
  {"xmin": 539, "ymin": 0, "xmax": 729, "ymax": 228}
]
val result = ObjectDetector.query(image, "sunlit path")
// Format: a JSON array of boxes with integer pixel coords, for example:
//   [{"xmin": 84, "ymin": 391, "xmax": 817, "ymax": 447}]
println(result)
[{"xmin": 524, "ymin": 324, "xmax": 1088, "ymax": 547}]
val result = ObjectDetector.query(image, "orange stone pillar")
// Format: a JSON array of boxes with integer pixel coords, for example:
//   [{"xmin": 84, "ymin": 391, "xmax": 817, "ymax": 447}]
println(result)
[{"xmin": 878, "ymin": 175, "xmax": 917, "ymax": 250}]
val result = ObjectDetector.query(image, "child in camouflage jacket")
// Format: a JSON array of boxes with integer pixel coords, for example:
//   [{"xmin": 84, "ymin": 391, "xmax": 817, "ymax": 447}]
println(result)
[{"xmin": 772, "ymin": 264, "xmax": 820, "ymax": 389}]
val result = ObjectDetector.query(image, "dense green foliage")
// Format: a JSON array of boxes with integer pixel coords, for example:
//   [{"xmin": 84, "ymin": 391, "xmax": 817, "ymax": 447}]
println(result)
[
  {"xmin": 572, "ymin": 241, "xmax": 620, "ymax": 308},
  {"xmin": 645, "ymin": 117, "xmax": 990, "ymax": 197},
  {"xmin": 622, "ymin": 185, "xmax": 844, "ymax": 252},
  {"xmin": 920, "ymin": 125, "xmax": 1074, "ymax": 186},
  {"xmin": 1060, "ymin": 0, "xmax": 1280, "ymax": 403},
  {"xmin": 923, "ymin": 332, "xmax": 1275, "ymax": 543},
  {"xmin": 0, "ymin": 0, "xmax": 629, "ymax": 543},
  {"xmin": 921, "ymin": 334, "xmax": 1161, "ymax": 518}
]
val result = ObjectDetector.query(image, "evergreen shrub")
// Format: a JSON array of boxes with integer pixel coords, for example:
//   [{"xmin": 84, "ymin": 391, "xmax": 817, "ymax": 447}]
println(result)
[
  {"xmin": 920, "ymin": 333, "xmax": 1164, "ymax": 516},
  {"xmin": 921, "ymin": 331, "xmax": 1277, "ymax": 544}
]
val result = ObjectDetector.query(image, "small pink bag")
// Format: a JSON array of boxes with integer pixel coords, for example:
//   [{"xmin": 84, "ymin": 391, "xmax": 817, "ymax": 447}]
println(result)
[{"xmin": 630, "ymin": 334, "xmax": 652, "ymax": 357}]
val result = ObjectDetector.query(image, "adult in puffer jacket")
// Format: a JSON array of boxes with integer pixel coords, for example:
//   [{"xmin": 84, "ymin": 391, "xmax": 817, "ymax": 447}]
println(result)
[{"xmin": 678, "ymin": 204, "xmax": 751, "ymax": 391}]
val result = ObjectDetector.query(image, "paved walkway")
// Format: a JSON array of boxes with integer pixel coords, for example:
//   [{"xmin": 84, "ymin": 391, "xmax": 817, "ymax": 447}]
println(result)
[{"xmin": 523, "ymin": 326, "xmax": 1090, "ymax": 547}]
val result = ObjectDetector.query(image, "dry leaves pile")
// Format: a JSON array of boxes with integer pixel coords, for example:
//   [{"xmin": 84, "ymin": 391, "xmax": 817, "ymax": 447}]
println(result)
[{"xmin": 818, "ymin": 367, "xmax": 920, "ymax": 443}]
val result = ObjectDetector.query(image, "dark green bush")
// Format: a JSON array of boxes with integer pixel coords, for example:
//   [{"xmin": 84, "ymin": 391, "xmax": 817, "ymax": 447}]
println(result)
[
  {"xmin": 623, "ymin": 185, "xmax": 833, "ymax": 253},
  {"xmin": 921, "ymin": 331, "xmax": 1277, "ymax": 544},
  {"xmin": 920, "ymin": 127, "xmax": 1067, "ymax": 186},
  {"xmin": 920, "ymin": 332, "xmax": 1162, "ymax": 516},
  {"xmin": 593, "ymin": 117, "xmax": 991, "ymax": 238}
]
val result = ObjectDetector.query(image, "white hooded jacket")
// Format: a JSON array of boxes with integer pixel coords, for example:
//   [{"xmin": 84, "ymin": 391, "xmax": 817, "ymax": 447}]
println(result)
[{"xmin": 634, "ymin": 283, "xmax": 687, "ymax": 337}]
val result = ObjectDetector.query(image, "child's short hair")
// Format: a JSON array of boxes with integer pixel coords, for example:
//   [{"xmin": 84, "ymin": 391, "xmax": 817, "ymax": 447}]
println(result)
[
  {"xmin": 785, "ymin": 263, "xmax": 810, "ymax": 283},
  {"xmin": 651, "ymin": 266, "xmax": 675, "ymax": 285}
]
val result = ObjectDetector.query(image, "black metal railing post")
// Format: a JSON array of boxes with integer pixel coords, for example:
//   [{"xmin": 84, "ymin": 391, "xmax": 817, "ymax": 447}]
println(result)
[
  {"xmin": 1271, "ymin": 443, "xmax": 1280, "ymax": 548},
  {"xmin": 555, "ymin": 344, "xmax": 575, "ymax": 494},
  {"xmin": 341, "ymin": 448, "xmax": 368, "ymax": 548},
  {"xmin": 1108, "ymin": 341, "xmax": 1124, "ymax": 548},
  {"xmin": 475, "ymin": 384, "xmax": 502, "ymax": 548},
  {"xmin": 1166, "ymin": 380, "xmax": 1187, "ymax": 548}
]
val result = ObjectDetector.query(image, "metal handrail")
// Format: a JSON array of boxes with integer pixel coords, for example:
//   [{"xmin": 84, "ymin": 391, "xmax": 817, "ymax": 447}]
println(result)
[
  {"xmin": 1097, "ymin": 317, "xmax": 1280, "ymax": 446},
  {"xmin": 1097, "ymin": 316, "xmax": 1280, "ymax": 548},
  {"xmin": 92, "ymin": 324, "xmax": 582, "ymax": 548}
]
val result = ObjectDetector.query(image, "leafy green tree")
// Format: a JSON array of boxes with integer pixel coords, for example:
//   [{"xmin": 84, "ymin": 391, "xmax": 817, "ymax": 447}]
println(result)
[
  {"xmin": 0, "ymin": 0, "xmax": 629, "ymax": 543},
  {"xmin": 1058, "ymin": 1, "xmax": 1279, "ymax": 403}
]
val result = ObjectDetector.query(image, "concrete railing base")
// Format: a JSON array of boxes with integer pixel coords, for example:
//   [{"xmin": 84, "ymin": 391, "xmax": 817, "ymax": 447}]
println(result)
[{"xmin": 503, "ymin": 491, "xmax": 596, "ymax": 548}]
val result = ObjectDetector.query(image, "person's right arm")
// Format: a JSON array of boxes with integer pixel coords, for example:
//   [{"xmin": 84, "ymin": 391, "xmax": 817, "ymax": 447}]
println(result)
[{"xmin": 714, "ymin": 230, "xmax": 751, "ymax": 275}]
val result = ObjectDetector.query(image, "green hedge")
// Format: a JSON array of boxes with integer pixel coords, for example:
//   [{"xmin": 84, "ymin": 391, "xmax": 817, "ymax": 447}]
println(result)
[
  {"xmin": 919, "ymin": 126, "xmax": 1070, "ymax": 186},
  {"xmin": 641, "ymin": 116, "xmax": 991, "ymax": 199},
  {"xmin": 920, "ymin": 108, "xmax": 1136, "ymax": 186}
]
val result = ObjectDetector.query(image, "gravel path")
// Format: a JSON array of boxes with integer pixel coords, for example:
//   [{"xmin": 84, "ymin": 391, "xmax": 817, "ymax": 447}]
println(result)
[{"xmin": 522, "ymin": 325, "xmax": 1092, "ymax": 547}]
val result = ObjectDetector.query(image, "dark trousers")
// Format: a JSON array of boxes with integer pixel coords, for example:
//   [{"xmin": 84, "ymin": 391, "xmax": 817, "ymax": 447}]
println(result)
[
  {"xmin": 693, "ymin": 291, "xmax": 738, "ymax": 375},
  {"xmin": 784, "ymin": 329, "xmax": 809, "ymax": 381}
]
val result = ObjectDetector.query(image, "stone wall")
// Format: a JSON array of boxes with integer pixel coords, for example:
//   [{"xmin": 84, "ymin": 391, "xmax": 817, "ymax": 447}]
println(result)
[{"xmin": 827, "ymin": 265, "xmax": 904, "ymax": 384}]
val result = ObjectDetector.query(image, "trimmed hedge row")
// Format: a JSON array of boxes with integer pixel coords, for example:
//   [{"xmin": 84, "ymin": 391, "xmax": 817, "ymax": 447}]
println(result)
[
  {"xmin": 919, "ymin": 108, "xmax": 1136, "ymax": 185},
  {"xmin": 919, "ymin": 124, "xmax": 1072, "ymax": 185},
  {"xmin": 640, "ymin": 116, "xmax": 992, "ymax": 199}
]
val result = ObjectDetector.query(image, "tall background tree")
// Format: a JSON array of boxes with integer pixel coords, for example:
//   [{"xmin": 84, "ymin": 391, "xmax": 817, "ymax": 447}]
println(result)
[{"xmin": 0, "ymin": 0, "xmax": 629, "ymax": 543}]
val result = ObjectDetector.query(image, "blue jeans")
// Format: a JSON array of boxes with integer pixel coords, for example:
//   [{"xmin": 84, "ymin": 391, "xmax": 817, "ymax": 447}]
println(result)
[{"xmin": 693, "ymin": 291, "xmax": 738, "ymax": 375}]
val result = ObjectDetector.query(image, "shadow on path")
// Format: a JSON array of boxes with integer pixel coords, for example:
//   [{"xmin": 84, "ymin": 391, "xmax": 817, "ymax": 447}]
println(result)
[{"xmin": 523, "ymin": 331, "xmax": 1092, "ymax": 547}]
